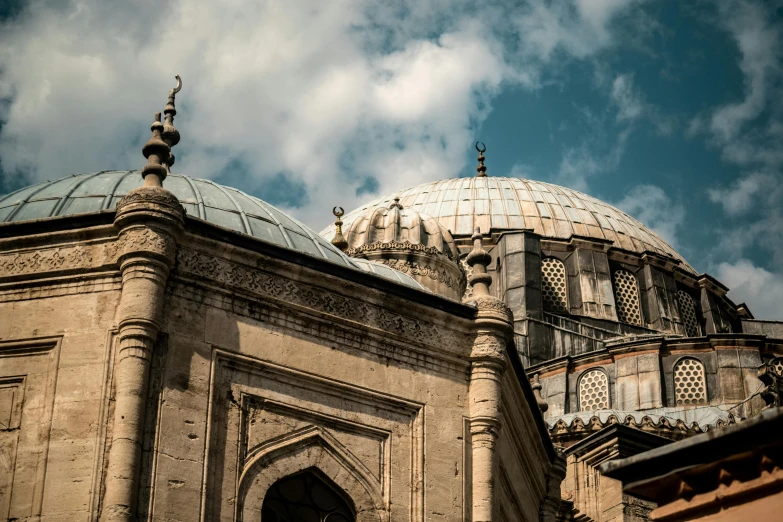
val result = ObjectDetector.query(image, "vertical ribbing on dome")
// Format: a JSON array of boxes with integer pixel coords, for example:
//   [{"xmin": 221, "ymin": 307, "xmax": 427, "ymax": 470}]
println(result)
[
  {"xmin": 140, "ymin": 75, "xmax": 182, "ymax": 187},
  {"xmin": 475, "ymin": 141, "xmax": 487, "ymax": 177},
  {"xmin": 466, "ymin": 226, "xmax": 492, "ymax": 296}
]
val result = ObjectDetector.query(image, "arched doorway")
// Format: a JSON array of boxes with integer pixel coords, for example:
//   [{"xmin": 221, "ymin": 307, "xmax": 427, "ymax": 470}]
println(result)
[{"xmin": 261, "ymin": 470, "xmax": 356, "ymax": 522}]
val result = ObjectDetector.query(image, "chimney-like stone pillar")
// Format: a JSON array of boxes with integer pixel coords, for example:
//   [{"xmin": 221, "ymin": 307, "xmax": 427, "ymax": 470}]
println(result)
[
  {"xmin": 101, "ymin": 186, "xmax": 184, "ymax": 521},
  {"xmin": 466, "ymin": 227, "xmax": 514, "ymax": 522}
]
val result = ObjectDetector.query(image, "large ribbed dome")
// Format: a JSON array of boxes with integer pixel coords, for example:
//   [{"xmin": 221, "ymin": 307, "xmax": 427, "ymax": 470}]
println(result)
[
  {"xmin": 0, "ymin": 170, "xmax": 430, "ymax": 291},
  {"xmin": 322, "ymin": 177, "xmax": 695, "ymax": 273}
]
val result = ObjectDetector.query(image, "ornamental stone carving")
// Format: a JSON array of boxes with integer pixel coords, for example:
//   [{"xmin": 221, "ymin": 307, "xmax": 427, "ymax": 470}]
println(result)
[
  {"xmin": 176, "ymin": 248, "xmax": 469, "ymax": 353},
  {"xmin": 0, "ymin": 246, "xmax": 93, "ymax": 277},
  {"xmin": 376, "ymin": 258, "xmax": 463, "ymax": 293},
  {"xmin": 114, "ymin": 228, "xmax": 177, "ymax": 264}
]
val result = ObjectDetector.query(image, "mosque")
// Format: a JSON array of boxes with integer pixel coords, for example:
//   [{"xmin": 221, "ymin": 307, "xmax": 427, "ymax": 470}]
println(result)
[{"xmin": 0, "ymin": 78, "xmax": 781, "ymax": 522}]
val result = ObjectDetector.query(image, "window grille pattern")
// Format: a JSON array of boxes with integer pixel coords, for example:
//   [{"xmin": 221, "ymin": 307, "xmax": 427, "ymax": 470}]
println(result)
[
  {"xmin": 461, "ymin": 256, "xmax": 473, "ymax": 300},
  {"xmin": 579, "ymin": 369, "xmax": 609, "ymax": 411},
  {"xmin": 677, "ymin": 291, "xmax": 701, "ymax": 337},
  {"xmin": 262, "ymin": 471, "xmax": 355, "ymax": 522},
  {"xmin": 674, "ymin": 358, "xmax": 707, "ymax": 406},
  {"xmin": 771, "ymin": 357, "xmax": 783, "ymax": 377},
  {"xmin": 613, "ymin": 270, "xmax": 641, "ymax": 325},
  {"xmin": 541, "ymin": 257, "xmax": 568, "ymax": 313}
]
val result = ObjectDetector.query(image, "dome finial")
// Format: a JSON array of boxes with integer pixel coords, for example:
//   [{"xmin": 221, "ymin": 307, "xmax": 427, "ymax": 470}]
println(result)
[
  {"xmin": 389, "ymin": 197, "xmax": 403, "ymax": 209},
  {"xmin": 141, "ymin": 75, "xmax": 182, "ymax": 187},
  {"xmin": 475, "ymin": 141, "xmax": 487, "ymax": 177},
  {"xmin": 331, "ymin": 206, "xmax": 348, "ymax": 251}
]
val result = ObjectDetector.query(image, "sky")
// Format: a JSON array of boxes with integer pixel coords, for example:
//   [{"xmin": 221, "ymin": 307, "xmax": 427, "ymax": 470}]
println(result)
[{"xmin": 0, "ymin": 0, "xmax": 782, "ymax": 319}]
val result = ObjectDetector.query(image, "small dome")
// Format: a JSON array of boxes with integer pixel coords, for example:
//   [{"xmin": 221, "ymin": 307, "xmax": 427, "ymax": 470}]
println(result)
[
  {"xmin": 0, "ymin": 170, "xmax": 428, "ymax": 291},
  {"xmin": 339, "ymin": 198, "xmax": 464, "ymax": 299},
  {"xmin": 344, "ymin": 198, "xmax": 459, "ymax": 260}
]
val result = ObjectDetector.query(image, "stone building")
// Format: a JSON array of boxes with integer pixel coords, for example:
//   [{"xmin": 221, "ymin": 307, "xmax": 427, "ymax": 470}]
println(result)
[
  {"xmin": 322, "ymin": 145, "xmax": 783, "ymax": 521},
  {"xmin": 0, "ymin": 81, "xmax": 781, "ymax": 521},
  {"xmin": 0, "ymin": 82, "xmax": 564, "ymax": 521}
]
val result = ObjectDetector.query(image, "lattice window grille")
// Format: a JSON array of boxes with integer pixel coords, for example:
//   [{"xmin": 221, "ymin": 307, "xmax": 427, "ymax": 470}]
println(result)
[
  {"xmin": 541, "ymin": 257, "xmax": 568, "ymax": 313},
  {"xmin": 579, "ymin": 369, "xmax": 609, "ymax": 411},
  {"xmin": 613, "ymin": 270, "xmax": 642, "ymax": 325},
  {"xmin": 461, "ymin": 256, "xmax": 473, "ymax": 301},
  {"xmin": 771, "ymin": 357, "xmax": 783, "ymax": 378},
  {"xmin": 677, "ymin": 291, "xmax": 701, "ymax": 337},
  {"xmin": 674, "ymin": 358, "xmax": 707, "ymax": 406}
]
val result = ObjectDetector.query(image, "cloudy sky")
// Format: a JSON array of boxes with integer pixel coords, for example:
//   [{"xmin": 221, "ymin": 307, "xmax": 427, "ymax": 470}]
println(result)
[{"xmin": 1, "ymin": 0, "xmax": 782, "ymax": 319}]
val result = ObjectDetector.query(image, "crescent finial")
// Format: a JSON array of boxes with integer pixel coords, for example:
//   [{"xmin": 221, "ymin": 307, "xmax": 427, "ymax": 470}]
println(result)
[
  {"xmin": 475, "ymin": 141, "xmax": 486, "ymax": 153},
  {"xmin": 332, "ymin": 206, "xmax": 344, "ymax": 218},
  {"xmin": 171, "ymin": 74, "xmax": 182, "ymax": 94}
]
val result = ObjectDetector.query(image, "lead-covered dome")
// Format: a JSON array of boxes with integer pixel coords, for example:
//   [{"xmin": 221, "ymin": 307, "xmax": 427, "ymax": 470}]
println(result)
[
  {"xmin": 0, "ymin": 170, "xmax": 430, "ymax": 292},
  {"xmin": 323, "ymin": 176, "xmax": 695, "ymax": 273}
]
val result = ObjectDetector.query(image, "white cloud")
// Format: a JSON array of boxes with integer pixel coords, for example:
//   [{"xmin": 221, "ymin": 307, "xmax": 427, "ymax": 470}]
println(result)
[
  {"xmin": 707, "ymin": 172, "xmax": 779, "ymax": 215},
  {"xmin": 611, "ymin": 74, "xmax": 644, "ymax": 122},
  {"xmin": 715, "ymin": 259, "xmax": 783, "ymax": 320},
  {"xmin": 0, "ymin": 0, "xmax": 650, "ymax": 229},
  {"xmin": 689, "ymin": 0, "xmax": 783, "ymax": 170},
  {"xmin": 615, "ymin": 184, "xmax": 684, "ymax": 249}
]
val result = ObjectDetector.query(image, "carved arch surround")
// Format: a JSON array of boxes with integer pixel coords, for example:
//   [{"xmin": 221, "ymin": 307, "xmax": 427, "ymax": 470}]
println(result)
[
  {"xmin": 239, "ymin": 426, "xmax": 384, "ymax": 521},
  {"xmin": 200, "ymin": 349, "xmax": 424, "ymax": 521}
]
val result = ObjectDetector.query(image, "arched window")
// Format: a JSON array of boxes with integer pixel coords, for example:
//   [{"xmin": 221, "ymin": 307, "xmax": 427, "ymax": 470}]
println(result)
[
  {"xmin": 613, "ymin": 269, "xmax": 642, "ymax": 325},
  {"xmin": 578, "ymin": 368, "xmax": 609, "ymax": 411},
  {"xmin": 541, "ymin": 257, "xmax": 568, "ymax": 313},
  {"xmin": 673, "ymin": 357, "xmax": 707, "ymax": 406},
  {"xmin": 677, "ymin": 290, "xmax": 701, "ymax": 337},
  {"xmin": 262, "ymin": 470, "xmax": 355, "ymax": 522}
]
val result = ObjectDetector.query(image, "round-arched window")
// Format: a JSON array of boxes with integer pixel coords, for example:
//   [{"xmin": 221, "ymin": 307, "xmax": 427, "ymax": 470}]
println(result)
[
  {"xmin": 673, "ymin": 357, "xmax": 707, "ymax": 406},
  {"xmin": 578, "ymin": 368, "xmax": 609, "ymax": 411},
  {"xmin": 261, "ymin": 470, "xmax": 355, "ymax": 522}
]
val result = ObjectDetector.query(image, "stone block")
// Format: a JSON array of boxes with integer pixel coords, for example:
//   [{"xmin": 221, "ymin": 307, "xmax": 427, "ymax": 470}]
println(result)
[
  {"xmin": 615, "ymin": 357, "xmax": 638, "ymax": 378},
  {"xmin": 716, "ymin": 349, "xmax": 740, "ymax": 368}
]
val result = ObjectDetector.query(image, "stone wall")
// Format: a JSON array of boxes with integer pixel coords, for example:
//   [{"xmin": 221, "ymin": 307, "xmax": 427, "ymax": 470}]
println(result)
[{"xmin": 0, "ymin": 217, "xmax": 557, "ymax": 521}]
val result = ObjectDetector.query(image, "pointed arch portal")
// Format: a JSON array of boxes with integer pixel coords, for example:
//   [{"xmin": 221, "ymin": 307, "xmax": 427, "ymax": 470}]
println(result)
[{"xmin": 261, "ymin": 470, "xmax": 355, "ymax": 522}]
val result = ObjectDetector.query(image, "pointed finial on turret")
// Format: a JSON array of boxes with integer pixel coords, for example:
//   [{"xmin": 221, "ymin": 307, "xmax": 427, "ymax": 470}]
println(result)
[
  {"xmin": 475, "ymin": 141, "xmax": 487, "ymax": 177},
  {"xmin": 141, "ymin": 75, "xmax": 182, "ymax": 187},
  {"xmin": 466, "ymin": 226, "xmax": 492, "ymax": 296},
  {"xmin": 331, "ymin": 206, "xmax": 348, "ymax": 251}
]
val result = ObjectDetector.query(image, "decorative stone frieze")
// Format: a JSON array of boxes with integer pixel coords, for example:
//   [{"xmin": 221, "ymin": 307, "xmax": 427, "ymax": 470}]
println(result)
[
  {"xmin": 0, "ymin": 245, "xmax": 93, "ymax": 277},
  {"xmin": 175, "ymin": 247, "xmax": 471, "ymax": 356},
  {"xmin": 376, "ymin": 257, "xmax": 463, "ymax": 293}
]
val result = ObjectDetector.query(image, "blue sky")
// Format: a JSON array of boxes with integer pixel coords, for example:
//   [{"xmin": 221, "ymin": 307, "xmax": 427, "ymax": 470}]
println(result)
[{"xmin": 1, "ymin": 0, "xmax": 782, "ymax": 318}]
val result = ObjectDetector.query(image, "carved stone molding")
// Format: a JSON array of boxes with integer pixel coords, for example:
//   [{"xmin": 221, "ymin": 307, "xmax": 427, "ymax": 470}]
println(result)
[
  {"xmin": 115, "ymin": 186, "xmax": 184, "ymax": 215},
  {"xmin": 0, "ymin": 245, "xmax": 93, "ymax": 278},
  {"xmin": 175, "ymin": 248, "xmax": 471, "ymax": 355},
  {"xmin": 202, "ymin": 350, "xmax": 424, "ymax": 521},
  {"xmin": 376, "ymin": 258, "xmax": 463, "ymax": 293},
  {"xmin": 113, "ymin": 227, "xmax": 177, "ymax": 264},
  {"xmin": 346, "ymin": 240, "xmax": 455, "ymax": 261}
]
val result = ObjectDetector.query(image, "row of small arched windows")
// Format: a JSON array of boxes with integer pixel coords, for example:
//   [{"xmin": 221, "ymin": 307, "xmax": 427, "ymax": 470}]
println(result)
[
  {"xmin": 540, "ymin": 257, "xmax": 702, "ymax": 335},
  {"xmin": 577, "ymin": 357, "xmax": 708, "ymax": 411}
]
